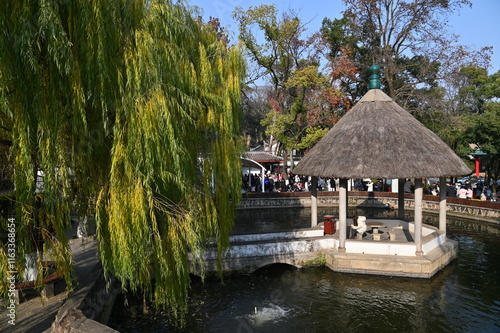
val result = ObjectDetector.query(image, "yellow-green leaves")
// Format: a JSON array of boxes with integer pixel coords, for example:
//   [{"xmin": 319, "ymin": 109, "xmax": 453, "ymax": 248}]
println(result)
[{"xmin": 0, "ymin": 0, "xmax": 244, "ymax": 321}]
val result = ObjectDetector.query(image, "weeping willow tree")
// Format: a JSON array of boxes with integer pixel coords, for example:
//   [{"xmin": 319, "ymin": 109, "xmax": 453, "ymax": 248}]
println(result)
[{"xmin": 0, "ymin": 0, "xmax": 244, "ymax": 319}]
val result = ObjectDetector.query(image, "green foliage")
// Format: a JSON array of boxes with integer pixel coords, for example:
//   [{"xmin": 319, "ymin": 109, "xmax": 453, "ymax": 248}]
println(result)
[
  {"xmin": 297, "ymin": 127, "xmax": 330, "ymax": 151},
  {"xmin": 464, "ymin": 102, "xmax": 500, "ymax": 190},
  {"xmin": 457, "ymin": 66, "xmax": 490, "ymax": 114},
  {"xmin": 323, "ymin": 0, "xmax": 489, "ymax": 107},
  {"xmin": 0, "ymin": 0, "xmax": 244, "ymax": 321},
  {"xmin": 233, "ymin": 4, "xmax": 300, "ymax": 81},
  {"xmin": 261, "ymin": 110, "xmax": 297, "ymax": 149},
  {"xmin": 319, "ymin": 2, "xmax": 495, "ymax": 180},
  {"xmin": 467, "ymin": 102, "xmax": 500, "ymax": 155},
  {"xmin": 459, "ymin": 70, "xmax": 500, "ymax": 134},
  {"xmin": 461, "ymin": 70, "xmax": 500, "ymax": 187},
  {"xmin": 320, "ymin": 16, "xmax": 369, "ymax": 100},
  {"xmin": 482, "ymin": 71, "xmax": 500, "ymax": 99},
  {"xmin": 320, "ymin": 17, "xmax": 359, "ymax": 59},
  {"xmin": 234, "ymin": 5, "xmax": 348, "ymax": 155},
  {"xmin": 303, "ymin": 253, "xmax": 326, "ymax": 266}
]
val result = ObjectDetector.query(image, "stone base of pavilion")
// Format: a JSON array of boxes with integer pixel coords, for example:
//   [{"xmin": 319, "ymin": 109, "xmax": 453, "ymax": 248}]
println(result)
[{"xmin": 322, "ymin": 219, "xmax": 458, "ymax": 278}]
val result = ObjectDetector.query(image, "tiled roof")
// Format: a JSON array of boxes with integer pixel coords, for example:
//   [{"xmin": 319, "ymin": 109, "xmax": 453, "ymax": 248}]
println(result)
[{"xmin": 245, "ymin": 151, "xmax": 283, "ymax": 163}]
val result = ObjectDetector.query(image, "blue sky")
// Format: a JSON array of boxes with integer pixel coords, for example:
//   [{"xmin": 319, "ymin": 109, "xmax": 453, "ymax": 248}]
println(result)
[{"xmin": 188, "ymin": 0, "xmax": 500, "ymax": 75}]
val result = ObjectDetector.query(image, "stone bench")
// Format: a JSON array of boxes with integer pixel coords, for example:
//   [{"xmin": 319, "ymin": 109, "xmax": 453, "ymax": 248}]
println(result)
[{"xmin": 388, "ymin": 225, "xmax": 403, "ymax": 241}]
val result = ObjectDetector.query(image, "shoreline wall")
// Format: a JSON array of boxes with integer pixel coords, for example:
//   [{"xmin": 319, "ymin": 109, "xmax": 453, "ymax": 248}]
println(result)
[{"xmin": 51, "ymin": 263, "xmax": 120, "ymax": 333}]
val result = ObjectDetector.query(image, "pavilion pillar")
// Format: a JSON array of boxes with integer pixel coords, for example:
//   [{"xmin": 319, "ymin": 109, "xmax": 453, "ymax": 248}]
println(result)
[
  {"xmin": 345, "ymin": 182, "xmax": 349, "ymax": 215},
  {"xmin": 311, "ymin": 176, "xmax": 318, "ymax": 227},
  {"xmin": 261, "ymin": 168, "xmax": 265, "ymax": 193},
  {"xmin": 248, "ymin": 167, "xmax": 252, "ymax": 190},
  {"xmin": 414, "ymin": 178, "xmax": 423, "ymax": 256},
  {"xmin": 439, "ymin": 176, "xmax": 447, "ymax": 234},
  {"xmin": 338, "ymin": 178, "xmax": 347, "ymax": 252},
  {"xmin": 398, "ymin": 178, "xmax": 405, "ymax": 219}
]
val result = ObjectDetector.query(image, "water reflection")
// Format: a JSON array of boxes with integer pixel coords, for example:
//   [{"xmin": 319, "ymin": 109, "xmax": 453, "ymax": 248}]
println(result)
[
  {"xmin": 232, "ymin": 207, "xmax": 400, "ymax": 234},
  {"xmin": 109, "ymin": 209, "xmax": 500, "ymax": 333}
]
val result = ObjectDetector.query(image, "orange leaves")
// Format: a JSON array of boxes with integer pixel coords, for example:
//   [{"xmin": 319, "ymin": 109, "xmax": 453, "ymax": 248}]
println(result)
[{"xmin": 329, "ymin": 47, "xmax": 358, "ymax": 82}]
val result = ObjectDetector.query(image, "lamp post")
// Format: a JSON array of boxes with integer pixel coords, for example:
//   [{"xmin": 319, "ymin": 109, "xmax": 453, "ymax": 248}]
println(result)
[{"xmin": 471, "ymin": 149, "xmax": 487, "ymax": 177}]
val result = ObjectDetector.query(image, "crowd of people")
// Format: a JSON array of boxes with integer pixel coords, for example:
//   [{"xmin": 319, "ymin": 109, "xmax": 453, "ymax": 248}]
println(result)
[
  {"xmin": 385, "ymin": 178, "xmax": 495, "ymax": 201},
  {"xmin": 242, "ymin": 173, "xmax": 497, "ymax": 202},
  {"xmin": 242, "ymin": 172, "xmax": 320, "ymax": 193},
  {"xmin": 243, "ymin": 173, "xmax": 392, "ymax": 194},
  {"xmin": 441, "ymin": 179, "xmax": 495, "ymax": 201}
]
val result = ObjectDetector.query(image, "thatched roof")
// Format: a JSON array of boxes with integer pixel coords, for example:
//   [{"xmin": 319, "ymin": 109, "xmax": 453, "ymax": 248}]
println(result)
[{"xmin": 293, "ymin": 89, "xmax": 471, "ymax": 179}]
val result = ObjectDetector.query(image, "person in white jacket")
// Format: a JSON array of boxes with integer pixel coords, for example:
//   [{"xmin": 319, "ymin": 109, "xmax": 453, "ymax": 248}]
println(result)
[
  {"xmin": 457, "ymin": 186, "xmax": 467, "ymax": 199},
  {"xmin": 351, "ymin": 215, "xmax": 367, "ymax": 238}
]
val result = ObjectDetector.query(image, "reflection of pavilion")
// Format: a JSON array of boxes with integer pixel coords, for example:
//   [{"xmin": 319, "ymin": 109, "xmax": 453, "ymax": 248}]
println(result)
[{"xmin": 293, "ymin": 66, "xmax": 471, "ymax": 278}]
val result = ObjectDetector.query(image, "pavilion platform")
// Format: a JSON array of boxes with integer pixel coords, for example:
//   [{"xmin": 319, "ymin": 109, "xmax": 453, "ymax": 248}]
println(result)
[{"xmin": 322, "ymin": 219, "xmax": 458, "ymax": 278}]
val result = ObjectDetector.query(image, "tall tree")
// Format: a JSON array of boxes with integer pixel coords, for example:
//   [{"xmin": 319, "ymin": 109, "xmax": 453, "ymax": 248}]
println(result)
[
  {"xmin": 0, "ymin": 0, "xmax": 244, "ymax": 321},
  {"xmin": 241, "ymin": 86, "xmax": 270, "ymax": 148},
  {"xmin": 320, "ymin": 17, "xmax": 370, "ymax": 102},
  {"xmin": 462, "ymin": 70, "xmax": 500, "ymax": 192},
  {"xmin": 261, "ymin": 62, "xmax": 355, "ymax": 153},
  {"xmin": 456, "ymin": 66, "xmax": 493, "ymax": 114},
  {"xmin": 327, "ymin": 0, "xmax": 491, "ymax": 105},
  {"xmin": 233, "ymin": 4, "xmax": 309, "ymax": 160},
  {"xmin": 233, "ymin": 5, "xmax": 355, "ymax": 169}
]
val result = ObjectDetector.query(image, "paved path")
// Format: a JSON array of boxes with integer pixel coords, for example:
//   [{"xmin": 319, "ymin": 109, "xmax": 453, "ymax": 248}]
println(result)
[{"xmin": 0, "ymin": 237, "xmax": 98, "ymax": 333}]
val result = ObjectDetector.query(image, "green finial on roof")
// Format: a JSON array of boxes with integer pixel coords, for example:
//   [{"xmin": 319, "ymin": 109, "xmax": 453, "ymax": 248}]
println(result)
[{"xmin": 369, "ymin": 65, "xmax": 380, "ymax": 89}]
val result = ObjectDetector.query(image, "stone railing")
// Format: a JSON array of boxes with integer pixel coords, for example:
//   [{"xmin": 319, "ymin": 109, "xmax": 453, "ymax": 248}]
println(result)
[{"xmin": 240, "ymin": 191, "xmax": 500, "ymax": 221}]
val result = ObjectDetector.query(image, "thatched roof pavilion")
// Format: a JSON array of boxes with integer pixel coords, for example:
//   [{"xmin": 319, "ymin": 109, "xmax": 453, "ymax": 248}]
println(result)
[
  {"xmin": 293, "ymin": 89, "xmax": 470, "ymax": 179},
  {"xmin": 293, "ymin": 65, "xmax": 471, "ymax": 256}
]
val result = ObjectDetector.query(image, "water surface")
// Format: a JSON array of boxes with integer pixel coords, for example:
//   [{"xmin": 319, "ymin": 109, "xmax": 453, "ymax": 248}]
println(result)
[{"xmin": 109, "ymin": 208, "xmax": 500, "ymax": 332}]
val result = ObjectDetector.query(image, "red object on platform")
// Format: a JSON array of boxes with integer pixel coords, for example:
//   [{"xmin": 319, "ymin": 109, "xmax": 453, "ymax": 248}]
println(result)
[{"xmin": 324, "ymin": 215, "xmax": 336, "ymax": 235}]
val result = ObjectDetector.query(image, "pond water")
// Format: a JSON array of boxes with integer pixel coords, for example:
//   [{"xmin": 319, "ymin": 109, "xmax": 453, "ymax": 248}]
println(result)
[{"xmin": 108, "ymin": 208, "xmax": 500, "ymax": 333}]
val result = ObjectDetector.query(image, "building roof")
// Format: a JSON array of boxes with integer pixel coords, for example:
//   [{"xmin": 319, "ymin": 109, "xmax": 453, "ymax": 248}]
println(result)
[
  {"xmin": 245, "ymin": 151, "xmax": 283, "ymax": 163},
  {"xmin": 293, "ymin": 89, "xmax": 471, "ymax": 179}
]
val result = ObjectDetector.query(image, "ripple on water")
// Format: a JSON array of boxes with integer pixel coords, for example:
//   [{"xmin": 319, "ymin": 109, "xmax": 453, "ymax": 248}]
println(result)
[{"xmin": 240, "ymin": 304, "xmax": 291, "ymax": 327}]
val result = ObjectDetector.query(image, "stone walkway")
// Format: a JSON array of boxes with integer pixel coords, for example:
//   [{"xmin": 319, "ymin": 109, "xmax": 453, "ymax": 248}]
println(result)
[{"xmin": 0, "ymin": 237, "xmax": 98, "ymax": 333}]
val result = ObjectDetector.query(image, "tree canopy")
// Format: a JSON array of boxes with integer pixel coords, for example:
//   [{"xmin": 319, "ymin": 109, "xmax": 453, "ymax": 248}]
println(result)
[
  {"xmin": 0, "ymin": 0, "xmax": 244, "ymax": 321},
  {"xmin": 336, "ymin": 0, "xmax": 492, "ymax": 102},
  {"xmin": 233, "ymin": 5, "xmax": 356, "ymax": 164},
  {"xmin": 462, "ymin": 70, "xmax": 500, "ymax": 189},
  {"xmin": 234, "ymin": 0, "xmax": 496, "ymax": 176}
]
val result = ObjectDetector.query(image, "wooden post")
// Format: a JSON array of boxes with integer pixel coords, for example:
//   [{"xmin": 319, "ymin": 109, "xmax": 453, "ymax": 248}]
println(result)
[
  {"xmin": 338, "ymin": 178, "xmax": 347, "ymax": 252},
  {"xmin": 311, "ymin": 176, "xmax": 318, "ymax": 227},
  {"xmin": 439, "ymin": 176, "xmax": 447, "ymax": 234},
  {"xmin": 414, "ymin": 178, "xmax": 423, "ymax": 256}
]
